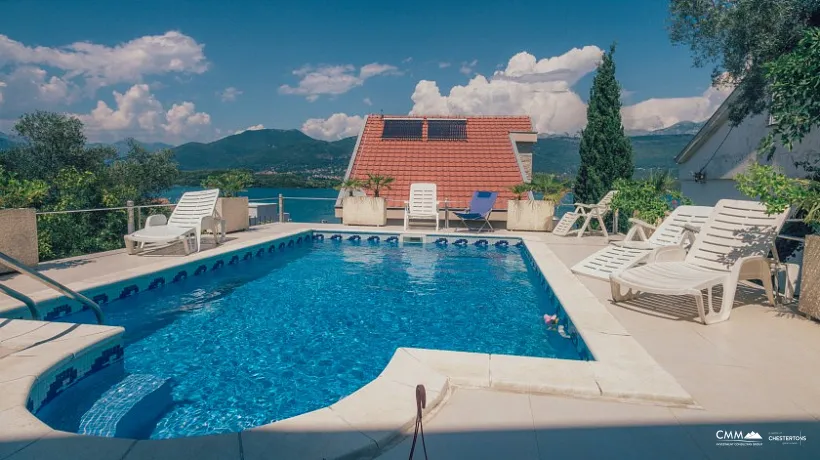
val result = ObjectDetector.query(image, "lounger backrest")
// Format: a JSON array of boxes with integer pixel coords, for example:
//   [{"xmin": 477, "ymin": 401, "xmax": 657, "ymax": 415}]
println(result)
[
  {"xmin": 168, "ymin": 189, "xmax": 220, "ymax": 228},
  {"xmin": 408, "ymin": 183, "xmax": 437, "ymax": 215},
  {"xmin": 685, "ymin": 199, "xmax": 790, "ymax": 271},
  {"xmin": 598, "ymin": 190, "xmax": 617, "ymax": 208},
  {"xmin": 468, "ymin": 191, "xmax": 498, "ymax": 216},
  {"xmin": 648, "ymin": 205, "xmax": 713, "ymax": 247}
]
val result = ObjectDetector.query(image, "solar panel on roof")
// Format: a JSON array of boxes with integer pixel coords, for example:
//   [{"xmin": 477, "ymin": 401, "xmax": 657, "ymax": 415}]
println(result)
[
  {"xmin": 428, "ymin": 119, "xmax": 467, "ymax": 141},
  {"xmin": 382, "ymin": 119, "xmax": 423, "ymax": 140}
]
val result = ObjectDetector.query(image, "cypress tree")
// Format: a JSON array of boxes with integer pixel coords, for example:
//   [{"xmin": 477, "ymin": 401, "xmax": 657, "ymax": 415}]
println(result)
[{"xmin": 574, "ymin": 43, "xmax": 634, "ymax": 204}]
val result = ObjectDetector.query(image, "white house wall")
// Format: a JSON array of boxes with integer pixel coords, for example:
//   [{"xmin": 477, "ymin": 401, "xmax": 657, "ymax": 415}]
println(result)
[{"xmin": 678, "ymin": 112, "xmax": 819, "ymax": 206}]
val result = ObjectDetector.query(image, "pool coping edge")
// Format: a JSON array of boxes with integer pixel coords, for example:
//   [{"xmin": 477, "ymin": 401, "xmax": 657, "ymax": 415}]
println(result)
[{"xmin": 0, "ymin": 226, "xmax": 699, "ymax": 460}]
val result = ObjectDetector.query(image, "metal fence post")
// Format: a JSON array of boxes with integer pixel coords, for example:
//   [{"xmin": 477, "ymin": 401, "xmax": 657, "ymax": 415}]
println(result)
[
  {"xmin": 444, "ymin": 199, "xmax": 449, "ymax": 230},
  {"xmin": 278, "ymin": 194, "xmax": 284, "ymax": 223},
  {"xmin": 613, "ymin": 209, "xmax": 619, "ymax": 235},
  {"xmin": 126, "ymin": 200, "xmax": 135, "ymax": 233}
]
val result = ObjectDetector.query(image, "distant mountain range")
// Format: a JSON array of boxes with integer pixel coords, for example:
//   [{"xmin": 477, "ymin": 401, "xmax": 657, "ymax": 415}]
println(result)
[
  {"xmin": 0, "ymin": 132, "xmax": 174, "ymax": 156},
  {"xmin": 533, "ymin": 134, "xmax": 692, "ymax": 176},
  {"xmin": 172, "ymin": 129, "xmax": 356, "ymax": 172},
  {"xmin": 626, "ymin": 120, "xmax": 705, "ymax": 137},
  {"xmin": 0, "ymin": 120, "xmax": 700, "ymax": 176},
  {"xmin": 88, "ymin": 139, "xmax": 175, "ymax": 156}
]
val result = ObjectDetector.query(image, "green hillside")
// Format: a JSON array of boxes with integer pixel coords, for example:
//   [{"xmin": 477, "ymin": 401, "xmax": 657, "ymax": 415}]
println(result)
[
  {"xmin": 88, "ymin": 139, "xmax": 174, "ymax": 156},
  {"xmin": 533, "ymin": 134, "xmax": 691, "ymax": 176},
  {"xmin": 172, "ymin": 129, "xmax": 356, "ymax": 172}
]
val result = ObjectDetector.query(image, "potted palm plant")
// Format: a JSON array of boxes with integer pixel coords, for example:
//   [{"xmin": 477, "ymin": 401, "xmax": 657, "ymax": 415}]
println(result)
[
  {"xmin": 507, "ymin": 174, "xmax": 570, "ymax": 232},
  {"xmin": 336, "ymin": 178, "xmax": 366, "ymax": 197},
  {"xmin": 202, "ymin": 170, "xmax": 253, "ymax": 233},
  {"xmin": 341, "ymin": 173, "xmax": 394, "ymax": 226}
]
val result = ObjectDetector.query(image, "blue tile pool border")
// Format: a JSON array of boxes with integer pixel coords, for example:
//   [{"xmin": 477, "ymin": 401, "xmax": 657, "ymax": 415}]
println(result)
[
  {"xmin": 10, "ymin": 230, "xmax": 315, "ymax": 323},
  {"xmin": 4, "ymin": 228, "xmax": 592, "ymax": 362}
]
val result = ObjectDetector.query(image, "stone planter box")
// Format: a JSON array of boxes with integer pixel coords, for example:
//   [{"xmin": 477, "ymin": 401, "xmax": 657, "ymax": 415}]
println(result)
[
  {"xmin": 342, "ymin": 196, "xmax": 387, "ymax": 226},
  {"xmin": 0, "ymin": 208, "xmax": 39, "ymax": 275},
  {"xmin": 798, "ymin": 234, "xmax": 820, "ymax": 320},
  {"xmin": 506, "ymin": 200, "xmax": 556, "ymax": 232},
  {"xmin": 216, "ymin": 196, "xmax": 249, "ymax": 233}
]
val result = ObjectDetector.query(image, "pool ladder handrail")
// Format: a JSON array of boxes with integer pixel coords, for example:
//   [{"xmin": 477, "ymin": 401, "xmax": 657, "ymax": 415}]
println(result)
[{"xmin": 0, "ymin": 251, "xmax": 105, "ymax": 325}]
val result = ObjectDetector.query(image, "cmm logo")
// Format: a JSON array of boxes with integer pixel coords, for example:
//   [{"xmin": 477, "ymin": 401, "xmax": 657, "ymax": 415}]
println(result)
[{"xmin": 716, "ymin": 430, "xmax": 764, "ymax": 446}]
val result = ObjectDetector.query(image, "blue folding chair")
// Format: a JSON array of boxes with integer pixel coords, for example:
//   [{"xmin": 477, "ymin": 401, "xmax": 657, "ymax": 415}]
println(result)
[{"xmin": 453, "ymin": 191, "xmax": 498, "ymax": 232}]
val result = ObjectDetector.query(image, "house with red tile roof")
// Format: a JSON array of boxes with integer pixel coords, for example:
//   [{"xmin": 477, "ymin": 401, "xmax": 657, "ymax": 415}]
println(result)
[{"xmin": 334, "ymin": 115, "xmax": 537, "ymax": 226}]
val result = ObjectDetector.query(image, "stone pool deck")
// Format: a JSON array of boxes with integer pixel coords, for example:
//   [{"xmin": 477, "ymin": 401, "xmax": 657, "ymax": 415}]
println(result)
[{"xmin": 1, "ymin": 222, "xmax": 819, "ymax": 459}]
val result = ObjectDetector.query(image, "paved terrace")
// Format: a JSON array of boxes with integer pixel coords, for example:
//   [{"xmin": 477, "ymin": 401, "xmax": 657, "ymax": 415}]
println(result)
[{"xmin": 1, "ymin": 223, "xmax": 819, "ymax": 460}]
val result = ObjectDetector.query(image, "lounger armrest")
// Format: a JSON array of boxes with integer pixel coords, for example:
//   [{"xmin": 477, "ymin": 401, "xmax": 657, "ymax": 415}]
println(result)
[
  {"xmin": 679, "ymin": 224, "xmax": 701, "ymax": 248},
  {"xmin": 648, "ymin": 245, "xmax": 687, "ymax": 263},
  {"xmin": 144, "ymin": 214, "xmax": 167, "ymax": 228},
  {"xmin": 623, "ymin": 218, "xmax": 656, "ymax": 242},
  {"xmin": 628, "ymin": 218, "xmax": 656, "ymax": 230},
  {"xmin": 731, "ymin": 256, "xmax": 774, "ymax": 282}
]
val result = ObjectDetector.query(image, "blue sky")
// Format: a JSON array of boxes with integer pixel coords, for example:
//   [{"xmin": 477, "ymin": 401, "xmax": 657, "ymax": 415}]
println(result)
[{"xmin": 0, "ymin": 0, "xmax": 728, "ymax": 143}]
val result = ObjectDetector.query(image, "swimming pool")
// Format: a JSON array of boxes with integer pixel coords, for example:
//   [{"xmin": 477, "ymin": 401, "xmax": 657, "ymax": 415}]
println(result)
[{"xmin": 34, "ymin": 232, "xmax": 587, "ymax": 440}]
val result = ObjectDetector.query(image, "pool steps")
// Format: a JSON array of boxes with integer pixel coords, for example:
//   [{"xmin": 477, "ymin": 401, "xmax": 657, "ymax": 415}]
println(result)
[{"xmin": 79, "ymin": 373, "xmax": 172, "ymax": 438}]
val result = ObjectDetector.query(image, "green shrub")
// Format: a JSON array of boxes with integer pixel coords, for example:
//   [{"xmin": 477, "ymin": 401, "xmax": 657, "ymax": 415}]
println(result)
[
  {"xmin": 611, "ymin": 173, "xmax": 691, "ymax": 231},
  {"xmin": 201, "ymin": 170, "xmax": 253, "ymax": 197}
]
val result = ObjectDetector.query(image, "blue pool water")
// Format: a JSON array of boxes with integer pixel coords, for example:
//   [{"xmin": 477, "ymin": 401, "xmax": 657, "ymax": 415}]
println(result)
[{"xmin": 39, "ymin": 240, "xmax": 580, "ymax": 439}]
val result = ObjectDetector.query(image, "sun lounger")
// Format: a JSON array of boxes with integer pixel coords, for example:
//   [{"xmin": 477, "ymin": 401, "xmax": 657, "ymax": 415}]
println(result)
[
  {"xmin": 553, "ymin": 190, "xmax": 617, "ymax": 238},
  {"xmin": 124, "ymin": 189, "xmax": 222, "ymax": 255},
  {"xmin": 571, "ymin": 205, "xmax": 712, "ymax": 280},
  {"xmin": 610, "ymin": 199, "xmax": 790, "ymax": 324}
]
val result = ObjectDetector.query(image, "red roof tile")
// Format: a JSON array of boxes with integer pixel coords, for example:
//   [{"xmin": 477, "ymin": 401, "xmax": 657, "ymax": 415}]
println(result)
[{"xmin": 346, "ymin": 115, "xmax": 534, "ymax": 210}]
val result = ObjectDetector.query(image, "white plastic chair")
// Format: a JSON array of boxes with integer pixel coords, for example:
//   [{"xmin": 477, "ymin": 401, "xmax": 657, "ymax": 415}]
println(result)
[
  {"xmin": 571, "ymin": 205, "xmax": 713, "ymax": 280},
  {"xmin": 610, "ymin": 199, "xmax": 790, "ymax": 325},
  {"xmin": 404, "ymin": 183, "xmax": 440, "ymax": 231},
  {"xmin": 553, "ymin": 190, "xmax": 617, "ymax": 238},
  {"xmin": 124, "ymin": 189, "xmax": 223, "ymax": 255}
]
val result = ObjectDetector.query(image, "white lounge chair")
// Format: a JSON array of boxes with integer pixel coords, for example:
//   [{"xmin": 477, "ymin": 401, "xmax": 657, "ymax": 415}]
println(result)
[
  {"xmin": 553, "ymin": 190, "xmax": 617, "ymax": 238},
  {"xmin": 404, "ymin": 183, "xmax": 440, "ymax": 231},
  {"xmin": 124, "ymin": 189, "xmax": 223, "ymax": 255},
  {"xmin": 571, "ymin": 205, "xmax": 713, "ymax": 281},
  {"xmin": 610, "ymin": 199, "xmax": 790, "ymax": 325}
]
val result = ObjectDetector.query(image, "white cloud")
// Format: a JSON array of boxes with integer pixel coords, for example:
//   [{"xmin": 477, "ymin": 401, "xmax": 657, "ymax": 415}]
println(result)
[
  {"xmin": 234, "ymin": 124, "xmax": 265, "ymax": 134},
  {"xmin": 409, "ymin": 47, "xmax": 732, "ymax": 135},
  {"xmin": 359, "ymin": 63, "xmax": 399, "ymax": 79},
  {"xmin": 301, "ymin": 113, "xmax": 364, "ymax": 141},
  {"xmin": 0, "ymin": 66, "xmax": 77, "ymax": 110},
  {"xmin": 73, "ymin": 83, "xmax": 211, "ymax": 142},
  {"xmin": 363, "ymin": 97, "xmax": 372, "ymax": 106},
  {"xmin": 219, "ymin": 86, "xmax": 242, "ymax": 102},
  {"xmin": 439, "ymin": 62, "xmax": 451, "ymax": 69},
  {"xmin": 0, "ymin": 31, "xmax": 207, "ymax": 93},
  {"xmin": 163, "ymin": 102, "xmax": 211, "ymax": 135},
  {"xmin": 0, "ymin": 80, "xmax": 4, "ymax": 105},
  {"xmin": 278, "ymin": 62, "xmax": 399, "ymax": 101},
  {"xmin": 402, "ymin": 57, "xmax": 413, "ymax": 63},
  {"xmin": 459, "ymin": 59, "xmax": 478, "ymax": 75},
  {"xmin": 621, "ymin": 84, "xmax": 732, "ymax": 131}
]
